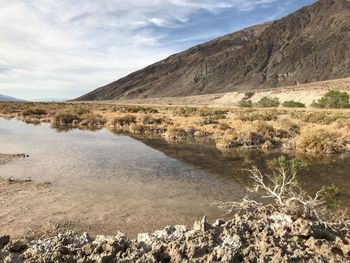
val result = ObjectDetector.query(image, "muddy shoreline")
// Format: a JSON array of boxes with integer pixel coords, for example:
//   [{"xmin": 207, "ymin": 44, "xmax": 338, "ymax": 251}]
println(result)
[{"xmin": 0, "ymin": 148, "xmax": 232, "ymax": 241}]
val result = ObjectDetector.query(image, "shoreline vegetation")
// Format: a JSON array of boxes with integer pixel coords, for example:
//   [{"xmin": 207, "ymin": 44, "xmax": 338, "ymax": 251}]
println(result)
[
  {"xmin": 1, "ymin": 154, "xmax": 349, "ymax": 262},
  {"xmin": 1, "ymin": 91, "xmax": 350, "ymax": 155}
]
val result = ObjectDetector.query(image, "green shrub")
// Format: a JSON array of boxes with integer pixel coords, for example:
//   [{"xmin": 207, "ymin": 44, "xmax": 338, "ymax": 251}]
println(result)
[
  {"xmin": 254, "ymin": 97, "xmax": 280, "ymax": 108},
  {"xmin": 238, "ymin": 100, "xmax": 253, "ymax": 108},
  {"xmin": 312, "ymin": 90, "xmax": 350, "ymax": 108},
  {"xmin": 319, "ymin": 184, "xmax": 341, "ymax": 210},
  {"xmin": 282, "ymin": 101, "xmax": 305, "ymax": 108},
  {"xmin": 268, "ymin": 156, "xmax": 308, "ymax": 175}
]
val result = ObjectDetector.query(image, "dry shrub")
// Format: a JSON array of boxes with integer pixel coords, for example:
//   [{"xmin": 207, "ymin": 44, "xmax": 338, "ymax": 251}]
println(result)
[
  {"xmin": 255, "ymin": 122, "xmax": 275, "ymax": 137},
  {"xmin": 237, "ymin": 110, "xmax": 278, "ymax": 122},
  {"xmin": 335, "ymin": 118, "xmax": 350, "ymax": 129},
  {"xmin": 199, "ymin": 117, "xmax": 219, "ymax": 126},
  {"xmin": 217, "ymin": 130, "xmax": 266, "ymax": 149},
  {"xmin": 73, "ymin": 107, "xmax": 91, "ymax": 116},
  {"xmin": 218, "ymin": 122, "xmax": 231, "ymax": 131},
  {"xmin": 215, "ymin": 156, "xmax": 348, "ymax": 230},
  {"xmin": 175, "ymin": 106, "xmax": 227, "ymax": 118},
  {"xmin": 113, "ymin": 115, "xmax": 137, "ymax": 128},
  {"xmin": 297, "ymin": 130, "xmax": 341, "ymax": 154},
  {"xmin": 165, "ymin": 127, "xmax": 195, "ymax": 141},
  {"xmin": 279, "ymin": 120, "xmax": 301, "ymax": 135},
  {"xmin": 130, "ymin": 125, "xmax": 167, "ymax": 135},
  {"xmin": 53, "ymin": 113, "xmax": 81, "ymax": 125},
  {"xmin": 79, "ymin": 114, "xmax": 106, "ymax": 127},
  {"xmin": 301, "ymin": 112, "xmax": 345, "ymax": 125},
  {"xmin": 22, "ymin": 108, "xmax": 47, "ymax": 117},
  {"xmin": 113, "ymin": 106, "xmax": 159, "ymax": 114},
  {"xmin": 140, "ymin": 115, "xmax": 166, "ymax": 125}
]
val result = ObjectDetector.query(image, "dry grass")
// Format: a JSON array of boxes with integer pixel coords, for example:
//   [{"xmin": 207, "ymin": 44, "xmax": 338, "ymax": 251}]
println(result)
[{"xmin": 1, "ymin": 102, "xmax": 350, "ymax": 154}]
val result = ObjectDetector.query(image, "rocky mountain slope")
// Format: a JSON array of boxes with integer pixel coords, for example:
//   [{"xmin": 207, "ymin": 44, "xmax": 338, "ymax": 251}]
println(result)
[
  {"xmin": 0, "ymin": 94, "xmax": 22, "ymax": 102},
  {"xmin": 77, "ymin": 0, "xmax": 350, "ymax": 101}
]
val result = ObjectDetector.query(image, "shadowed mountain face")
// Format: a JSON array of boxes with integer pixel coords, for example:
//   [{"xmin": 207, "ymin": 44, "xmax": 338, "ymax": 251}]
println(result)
[{"xmin": 77, "ymin": 0, "xmax": 350, "ymax": 101}]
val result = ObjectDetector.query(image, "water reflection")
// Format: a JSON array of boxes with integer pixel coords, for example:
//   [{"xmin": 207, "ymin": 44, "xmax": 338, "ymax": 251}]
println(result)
[
  {"xmin": 50, "ymin": 123, "xmax": 103, "ymax": 133},
  {"xmin": 132, "ymin": 135, "xmax": 350, "ymax": 208}
]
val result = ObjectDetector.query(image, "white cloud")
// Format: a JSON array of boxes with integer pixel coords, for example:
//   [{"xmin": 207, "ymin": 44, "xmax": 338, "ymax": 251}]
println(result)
[{"xmin": 0, "ymin": 0, "xmax": 278, "ymax": 100}]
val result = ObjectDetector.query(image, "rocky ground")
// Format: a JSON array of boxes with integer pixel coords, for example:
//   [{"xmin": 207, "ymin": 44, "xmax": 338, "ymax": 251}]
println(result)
[{"xmin": 1, "ymin": 210, "xmax": 349, "ymax": 263}]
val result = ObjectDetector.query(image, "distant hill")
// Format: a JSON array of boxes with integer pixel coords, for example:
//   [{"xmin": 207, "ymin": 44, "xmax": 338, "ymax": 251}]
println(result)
[
  {"xmin": 32, "ymin": 98, "xmax": 68, "ymax": 102},
  {"xmin": 76, "ymin": 0, "xmax": 350, "ymax": 101},
  {"xmin": 0, "ymin": 93, "xmax": 23, "ymax": 102}
]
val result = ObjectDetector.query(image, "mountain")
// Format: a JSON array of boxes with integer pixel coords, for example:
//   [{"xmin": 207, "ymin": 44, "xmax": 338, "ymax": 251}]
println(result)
[
  {"xmin": 0, "ymin": 93, "xmax": 22, "ymax": 102},
  {"xmin": 77, "ymin": 0, "xmax": 350, "ymax": 101}
]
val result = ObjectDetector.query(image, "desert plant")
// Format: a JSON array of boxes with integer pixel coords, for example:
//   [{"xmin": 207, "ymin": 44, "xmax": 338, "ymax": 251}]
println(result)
[
  {"xmin": 319, "ymin": 184, "xmax": 341, "ymax": 210},
  {"xmin": 238, "ymin": 100, "xmax": 253, "ymax": 108},
  {"xmin": 115, "ymin": 106, "xmax": 159, "ymax": 114},
  {"xmin": 250, "ymin": 156, "xmax": 308, "ymax": 205},
  {"xmin": 165, "ymin": 127, "xmax": 195, "ymax": 141},
  {"xmin": 255, "ymin": 122, "xmax": 275, "ymax": 138},
  {"xmin": 113, "ymin": 115, "xmax": 137, "ymax": 127},
  {"xmin": 254, "ymin": 97, "xmax": 280, "ymax": 108},
  {"xmin": 282, "ymin": 100, "xmax": 305, "ymax": 108},
  {"xmin": 297, "ymin": 130, "xmax": 340, "ymax": 154},
  {"xmin": 301, "ymin": 112, "xmax": 344, "ymax": 125},
  {"xmin": 54, "ymin": 113, "xmax": 81, "ymax": 125},
  {"xmin": 198, "ymin": 107, "xmax": 227, "ymax": 119},
  {"xmin": 199, "ymin": 117, "xmax": 219, "ymax": 125},
  {"xmin": 312, "ymin": 90, "xmax": 350, "ymax": 108},
  {"xmin": 237, "ymin": 110, "xmax": 278, "ymax": 121},
  {"xmin": 79, "ymin": 114, "xmax": 106, "ymax": 127},
  {"xmin": 22, "ymin": 108, "xmax": 47, "ymax": 116},
  {"xmin": 175, "ymin": 106, "xmax": 198, "ymax": 117},
  {"xmin": 73, "ymin": 107, "xmax": 91, "ymax": 115},
  {"xmin": 215, "ymin": 157, "xmax": 348, "ymax": 230},
  {"xmin": 140, "ymin": 115, "xmax": 164, "ymax": 125}
]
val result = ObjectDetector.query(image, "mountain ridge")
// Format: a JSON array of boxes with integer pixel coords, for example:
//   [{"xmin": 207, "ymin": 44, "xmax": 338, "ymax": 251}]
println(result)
[
  {"xmin": 77, "ymin": 0, "xmax": 350, "ymax": 101},
  {"xmin": 0, "ymin": 93, "xmax": 22, "ymax": 102}
]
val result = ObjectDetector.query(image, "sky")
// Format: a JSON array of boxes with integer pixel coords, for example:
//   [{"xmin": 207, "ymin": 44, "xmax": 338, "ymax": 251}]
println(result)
[{"xmin": 0, "ymin": 0, "xmax": 317, "ymax": 100}]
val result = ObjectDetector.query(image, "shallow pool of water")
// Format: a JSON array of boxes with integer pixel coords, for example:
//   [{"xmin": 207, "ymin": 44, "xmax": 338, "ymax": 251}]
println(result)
[{"xmin": 0, "ymin": 118, "xmax": 349, "ymax": 238}]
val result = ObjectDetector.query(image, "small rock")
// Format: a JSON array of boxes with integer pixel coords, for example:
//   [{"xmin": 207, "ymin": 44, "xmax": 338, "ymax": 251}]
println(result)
[
  {"xmin": 193, "ymin": 215, "xmax": 211, "ymax": 232},
  {"xmin": 0, "ymin": 235, "xmax": 10, "ymax": 249},
  {"xmin": 8, "ymin": 240, "xmax": 28, "ymax": 253}
]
